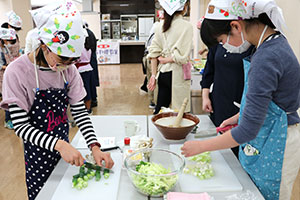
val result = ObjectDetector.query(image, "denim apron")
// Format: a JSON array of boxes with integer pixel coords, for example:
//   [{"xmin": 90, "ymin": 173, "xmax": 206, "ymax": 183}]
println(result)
[
  {"xmin": 238, "ymin": 56, "xmax": 287, "ymax": 200},
  {"xmin": 24, "ymin": 59, "xmax": 69, "ymax": 200}
]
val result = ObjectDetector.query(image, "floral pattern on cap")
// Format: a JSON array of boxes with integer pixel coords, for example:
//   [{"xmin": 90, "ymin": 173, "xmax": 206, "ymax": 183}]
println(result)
[
  {"xmin": 31, "ymin": 0, "xmax": 85, "ymax": 57},
  {"xmin": 6, "ymin": 11, "xmax": 22, "ymax": 28},
  {"xmin": 205, "ymin": 0, "xmax": 286, "ymax": 33},
  {"xmin": 0, "ymin": 28, "xmax": 16, "ymax": 40}
]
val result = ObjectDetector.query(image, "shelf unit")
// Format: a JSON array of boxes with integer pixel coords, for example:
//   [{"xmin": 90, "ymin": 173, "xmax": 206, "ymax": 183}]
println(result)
[
  {"xmin": 101, "ymin": 20, "xmax": 121, "ymax": 39},
  {"xmin": 120, "ymin": 15, "xmax": 138, "ymax": 41}
]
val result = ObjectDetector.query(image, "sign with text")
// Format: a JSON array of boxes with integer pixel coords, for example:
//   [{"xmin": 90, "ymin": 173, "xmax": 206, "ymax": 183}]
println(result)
[{"xmin": 96, "ymin": 41, "xmax": 120, "ymax": 64}]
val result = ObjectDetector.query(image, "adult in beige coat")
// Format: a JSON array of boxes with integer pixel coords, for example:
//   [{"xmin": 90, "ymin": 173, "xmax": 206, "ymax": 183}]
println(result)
[{"xmin": 147, "ymin": 0, "xmax": 193, "ymax": 114}]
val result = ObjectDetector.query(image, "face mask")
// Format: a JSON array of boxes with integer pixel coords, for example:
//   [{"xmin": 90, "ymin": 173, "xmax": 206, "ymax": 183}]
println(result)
[
  {"xmin": 44, "ymin": 49, "xmax": 71, "ymax": 71},
  {"xmin": 222, "ymin": 32, "xmax": 251, "ymax": 54},
  {"xmin": 48, "ymin": 64, "xmax": 70, "ymax": 71},
  {"xmin": 4, "ymin": 43, "xmax": 13, "ymax": 48}
]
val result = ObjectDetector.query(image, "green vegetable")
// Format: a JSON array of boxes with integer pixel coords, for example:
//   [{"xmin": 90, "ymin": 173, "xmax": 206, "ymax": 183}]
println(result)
[
  {"xmin": 83, "ymin": 175, "xmax": 89, "ymax": 181},
  {"xmin": 103, "ymin": 169, "xmax": 110, "ymax": 179},
  {"xmin": 95, "ymin": 169, "xmax": 101, "ymax": 181},
  {"xmin": 76, "ymin": 182, "xmax": 83, "ymax": 190},
  {"xmin": 82, "ymin": 181, "xmax": 88, "ymax": 188},
  {"xmin": 90, "ymin": 171, "xmax": 96, "ymax": 176},
  {"xmin": 79, "ymin": 166, "xmax": 86, "ymax": 178},
  {"xmin": 136, "ymin": 161, "xmax": 148, "ymax": 171},
  {"xmin": 184, "ymin": 152, "xmax": 214, "ymax": 180},
  {"xmin": 72, "ymin": 177, "xmax": 78, "ymax": 188},
  {"xmin": 84, "ymin": 162, "xmax": 102, "ymax": 171},
  {"xmin": 187, "ymin": 152, "xmax": 212, "ymax": 163},
  {"xmin": 87, "ymin": 173, "xmax": 94, "ymax": 180},
  {"xmin": 72, "ymin": 162, "xmax": 111, "ymax": 190},
  {"xmin": 73, "ymin": 174, "xmax": 80, "ymax": 179},
  {"xmin": 131, "ymin": 161, "xmax": 178, "ymax": 196}
]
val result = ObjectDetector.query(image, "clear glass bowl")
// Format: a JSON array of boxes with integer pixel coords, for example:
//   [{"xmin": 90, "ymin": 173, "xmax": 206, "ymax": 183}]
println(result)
[{"xmin": 124, "ymin": 148, "xmax": 185, "ymax": 197}]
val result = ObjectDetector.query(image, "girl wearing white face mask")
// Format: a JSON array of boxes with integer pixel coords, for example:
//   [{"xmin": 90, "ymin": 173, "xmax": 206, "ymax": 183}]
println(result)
[
  {"xmin": 200, "ymin": 18, "xmax": 254, "ymax": 157},
  {"xmin": 182, "ymin": 1, "xmax": 300, "ymax": 200},
  {"xmin": 0, "ymin": 2, "xmax": 114, "ymax": 199}
]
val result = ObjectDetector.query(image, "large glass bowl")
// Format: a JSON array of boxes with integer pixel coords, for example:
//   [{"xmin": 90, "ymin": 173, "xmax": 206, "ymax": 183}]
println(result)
[{"xmin": 124, "ymin": 148, "xmax": 185, "ymax": 197}]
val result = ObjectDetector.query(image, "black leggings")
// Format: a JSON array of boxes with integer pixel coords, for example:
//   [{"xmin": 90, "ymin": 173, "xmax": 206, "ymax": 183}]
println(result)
[{"xmin": 154, "ymin": 71, "xmax": 172, "ymax": 114}]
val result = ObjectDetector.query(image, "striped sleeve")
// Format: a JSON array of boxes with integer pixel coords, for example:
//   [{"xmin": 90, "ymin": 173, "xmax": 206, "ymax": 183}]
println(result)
[
  {"xmin": 8, "ymin": 103, "xmax": 59, "ymax": 152},
  {"xmin": 70, "ymin": 101, "xmax": 98, "ymax": 147}
]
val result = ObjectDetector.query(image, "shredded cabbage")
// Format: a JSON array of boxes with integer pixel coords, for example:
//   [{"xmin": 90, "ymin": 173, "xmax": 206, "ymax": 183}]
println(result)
[{"xmin": 131, "ymin": 161, "xmax": 178, "ymax": 196}]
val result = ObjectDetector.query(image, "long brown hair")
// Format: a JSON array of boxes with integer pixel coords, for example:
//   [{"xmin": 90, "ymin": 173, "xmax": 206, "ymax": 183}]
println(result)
[
  {"xmin": 162, "ymin": 1, "xmax": 189, "ymax": 33},
  {"xmin": 163, "ymin": 10, "xmax": 180, "ymax": 32}
]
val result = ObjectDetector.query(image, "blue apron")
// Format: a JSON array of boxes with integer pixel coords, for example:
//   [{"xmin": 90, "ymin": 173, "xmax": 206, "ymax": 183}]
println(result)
[
  {"xmin": 24, "ymin": 65, "xmax": 69, "ymax": 200},
  {"xmin": 238, "ymin": 57, "xmax": 287, "ymax": 200}
]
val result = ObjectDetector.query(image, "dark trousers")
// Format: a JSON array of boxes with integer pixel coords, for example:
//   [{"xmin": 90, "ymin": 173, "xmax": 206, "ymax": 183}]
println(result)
[{"xmin": 154, "ymin": 71, "xmax": 172, "ymax": 114}]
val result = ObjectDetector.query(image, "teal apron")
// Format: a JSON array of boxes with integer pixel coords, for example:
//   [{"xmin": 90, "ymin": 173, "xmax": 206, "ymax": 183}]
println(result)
[{"xmin": 238, "ymin": 57, "xmax": 287, "ymax": 200}]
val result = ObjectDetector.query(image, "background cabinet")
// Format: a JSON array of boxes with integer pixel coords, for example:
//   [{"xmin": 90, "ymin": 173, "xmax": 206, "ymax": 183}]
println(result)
[
  {"xmin": 101, "ymin": 20, "xmax": 121, "ymax": 40},
  {"xmin": 121, "ymin": 15, "xmax": 138, "ymax": 40},
  {"xmin": 138, "ymin": 15, "xmax": 154, "ymax": 41}
]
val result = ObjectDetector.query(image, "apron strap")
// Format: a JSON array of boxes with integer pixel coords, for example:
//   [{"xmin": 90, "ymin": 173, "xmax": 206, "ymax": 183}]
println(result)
[{"xmin": 33, "ymin": 51, "xmax": 40, "ymax": 91}]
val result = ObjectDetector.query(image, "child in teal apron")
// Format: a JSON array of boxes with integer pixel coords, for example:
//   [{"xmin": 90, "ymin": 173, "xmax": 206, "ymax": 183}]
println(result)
[{"xmin": 181, "ymin": 1, "xmax": 300, "ymax": 199}]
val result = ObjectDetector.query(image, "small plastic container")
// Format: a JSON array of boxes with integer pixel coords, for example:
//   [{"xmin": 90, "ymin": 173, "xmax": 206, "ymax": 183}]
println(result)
[{"xmin": 122, "ymin": 137, "xmax": 134, "ymax": 167}]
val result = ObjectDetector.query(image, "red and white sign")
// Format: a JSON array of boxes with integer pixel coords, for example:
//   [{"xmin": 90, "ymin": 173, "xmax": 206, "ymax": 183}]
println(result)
[{"xmin": 96, "ymin": 41, "xmax": 120, "ymax": 64}]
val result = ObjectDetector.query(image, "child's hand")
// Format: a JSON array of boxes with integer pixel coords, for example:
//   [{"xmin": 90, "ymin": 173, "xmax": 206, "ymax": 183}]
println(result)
[
  {"xmin": 2, "ymin": 65, "xmax": 7, "ymax": 70},
  {"xmin": 181, "ymin": 140, "xmax": 204, "ymax": 157},
  {"xmin": 55, "ymin": 140, "xmax": 85, "ymax": 166},
  {"xmin": 92, "ymin": 147, "xmax": 114, "ymax": 169}
]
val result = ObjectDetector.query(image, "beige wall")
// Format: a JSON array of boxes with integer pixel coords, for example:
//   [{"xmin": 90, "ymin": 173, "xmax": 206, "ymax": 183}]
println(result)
[
  {"xmin": 11, "ymin": 0, "xmax": 33, "ymax": 48},
  {"xmin": 75, "ymin": 0, "xmax": 101, "ymax": 40},
  {"xmin": 0, "ymin": 0, "xmax": 12, "ymax": 23},
  {"xmin": 0, "ymin": 0, "xmax": 32, "ymax": 48},
  {"xmin": 277, "ymin": 0, "xmax": 300, "ymax": 60}
]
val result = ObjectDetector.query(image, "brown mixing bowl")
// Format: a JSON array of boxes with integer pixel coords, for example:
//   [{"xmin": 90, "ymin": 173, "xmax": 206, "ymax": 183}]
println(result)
[{"xmin": 151, "ymin": 112, "xmax": 200, "ymax": 140}]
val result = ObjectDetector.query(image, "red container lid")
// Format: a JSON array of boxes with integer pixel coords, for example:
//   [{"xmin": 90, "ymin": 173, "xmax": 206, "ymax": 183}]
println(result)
[{"xmin": 124, "ymin": 137, "xmax": 130, "ymax": 145}]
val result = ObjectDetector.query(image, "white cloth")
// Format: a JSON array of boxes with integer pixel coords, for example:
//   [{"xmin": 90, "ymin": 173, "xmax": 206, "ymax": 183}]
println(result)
[
  {"xmin": 279, "ymin": 123, "xmax": 300, "ymax": 200},
  {"xmin": 205, "ymin": 0, "xmax": 286, "ymax": 33},
  {"xmin": 6, "ymin": 10, "xmax": 22, "ymax": 28},
  {"xmin": 159, "ymin": 0, "xmax": 187, "ymax": 16},
  {"xmin": 24, "ymin": 28, "xmax": 40, "ymax": 54},
  {"xmin": 30, "ymin": 0, "xmax": 85, "ymax": 57},
  {"xmin": 0, "ymin": 28, "xmax": 16, "ymax": 40}
]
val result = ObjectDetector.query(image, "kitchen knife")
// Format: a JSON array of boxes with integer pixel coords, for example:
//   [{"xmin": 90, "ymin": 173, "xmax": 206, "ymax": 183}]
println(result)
[
  {"xmin": 216, "ymin": 124, "xmax": 238, "ymax": 132},
  {"xmin": 84, "ymin": 160, "xmax": 114, "ymax": 173},
  {"xmin": 194, "ymin": 129, "xmax": 217, "ymax": 138},
  {"xmin": 76, "ymin": 145, "xmax": 121, "ymax": 152},
  {"xmin": 101, "ymin": 146, "xmax": 121, "ymax": 152}
]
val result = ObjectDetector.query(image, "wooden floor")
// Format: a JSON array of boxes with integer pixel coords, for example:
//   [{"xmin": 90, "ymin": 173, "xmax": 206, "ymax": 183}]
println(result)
[{"xmin": 0, "ymin": 64, "xmax": 299, "ymax": 200}]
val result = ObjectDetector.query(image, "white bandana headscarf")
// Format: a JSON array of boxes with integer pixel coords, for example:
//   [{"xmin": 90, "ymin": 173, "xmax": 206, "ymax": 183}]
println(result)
[
  {"xmin": 159, "ymin": 0, "xmax": 187, "ymax": 16},
  {"xmin": 6, "ymin": 11, "xmax": 22, "ymax": 28},
  {"xmin": 0, "ymin": 28, "xmax": 16, "ymax": 40},
  {"xmin": 30, "ymin": 0, "xmax": 85, "ymax": 57},
  {"xmin": 205, "ymin": 0, "xmax": 286, "ymax": 33}
]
